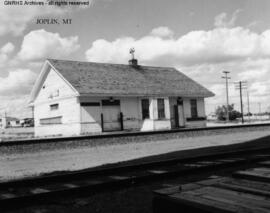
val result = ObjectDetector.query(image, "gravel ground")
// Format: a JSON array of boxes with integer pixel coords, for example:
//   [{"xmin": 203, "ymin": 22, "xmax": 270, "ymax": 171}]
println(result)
[{"xmin": 1, "ymin": 128, "xmax": 270, "ymax": 181}]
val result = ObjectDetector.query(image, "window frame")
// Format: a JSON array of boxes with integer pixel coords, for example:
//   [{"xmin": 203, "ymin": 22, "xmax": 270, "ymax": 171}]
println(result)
[
  {"xmin": 157, "ymin": 98, "xmax": 166, "ymax": 119},
  {"xmin": 50, "ymin": 103, "xmax": 59, "ymax": 111},
  {"xmin": 190, "ymin": 99, "xmax": 198, "ymax": 118},
  {"xmin": 40, "ymin": 116, "xmax": 62, "ymax": 125},
  {"xmin": 141, "ymin": 99, "xmax": 150, "ymax": 119}
]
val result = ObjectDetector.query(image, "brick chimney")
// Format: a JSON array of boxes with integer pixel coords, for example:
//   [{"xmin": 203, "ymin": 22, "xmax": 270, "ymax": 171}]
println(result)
[{"xmin": 128, "ymin": 59, "xmax": 138, "ymax": 66}]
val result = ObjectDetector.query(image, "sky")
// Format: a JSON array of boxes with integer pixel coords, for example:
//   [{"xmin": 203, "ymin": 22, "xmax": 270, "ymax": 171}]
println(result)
[{"xmin": 1, "ymin": 0, "xmax": 270, "ymax": 118}]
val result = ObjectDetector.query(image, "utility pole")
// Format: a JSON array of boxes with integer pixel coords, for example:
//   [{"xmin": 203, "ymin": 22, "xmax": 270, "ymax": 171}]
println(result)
[
  {"xmin": 222, "ymin": 71, "xmax": 231, "ymax": 122},
  {"xmin": 247, "ymin": 89, "xmax": 250, "ymax": 122},
  {"xmin": 235, "ymin": 81, "xmax": 247, "ymax": 124},
  {"xmin": 258, "ymin": 102, "xmax": 262, "ymax": 121}
]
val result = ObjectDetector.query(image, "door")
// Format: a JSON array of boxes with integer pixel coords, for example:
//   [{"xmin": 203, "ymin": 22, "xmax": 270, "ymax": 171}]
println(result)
[
  {"xmin": 178, "ymin": 105, "xmax": 185, "ymax": 127},
  {"xmin": 174, "ymin": 105, "xmax": 179, "ymax": 128},
  {"xmin": 102, "ymin": 100, "xmax": 121, "ymax": 131}
]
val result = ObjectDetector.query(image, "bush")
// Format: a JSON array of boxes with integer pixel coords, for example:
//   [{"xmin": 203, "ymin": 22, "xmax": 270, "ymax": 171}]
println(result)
[{"xmin": 215, "ymin": 104, "xmax": 241, "ymax": 121}]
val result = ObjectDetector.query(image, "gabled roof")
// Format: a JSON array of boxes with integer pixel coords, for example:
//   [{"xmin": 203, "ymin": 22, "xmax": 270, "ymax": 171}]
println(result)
[
  {"xmin": 1, "ymin": 117, "xmax": 19, "ymax": 121},
  {"xmin": 44, "ymin": 59, "xmax": 214, "ymax": 98}
]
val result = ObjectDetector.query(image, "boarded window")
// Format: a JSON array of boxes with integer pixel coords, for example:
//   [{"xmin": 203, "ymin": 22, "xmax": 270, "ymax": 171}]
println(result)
[
  {"xmin": 102, "ymin": 100, "xmax": 120, "ymax": 106},
  {"xmin": 190, "ymin": 99, "xmax": 198, "ymax": 118},
  {"xmin": 157, "ymin": 98, "xmax": 165, "ymax": 119},
  {"xmin": 40, "ymin": 116, "xmax": 62, "ymax": 125},
  {"xmin": 141, "ymin": 99, "xmax": 150, "ymax": 119},
  {"xmin": 81, "ymin": 102, "xmax": 100, "ymax": 106},
  {"xmin": 81, "ymin": 105, "xmax": 100, "ymax": 123},
  {"xmin": 50, "ymin": 104, "xmax": 59, "ymax": 111}
]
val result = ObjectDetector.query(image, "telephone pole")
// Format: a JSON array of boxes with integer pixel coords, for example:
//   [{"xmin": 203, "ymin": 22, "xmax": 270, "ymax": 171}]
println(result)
[
  {"xmin": 247, "ymin": 89, "xmax": 250, "ymax": 122},
  {"xmin": 222, "ymin": 71, "xmax": 231, "ymax": 122},
  {"xmin": 235, "ymin": 81, "xmax": 247, "ymax": 124},
  {"xmin": 258, "ymin": 102, "xmax": 262, "ymax": 121}
]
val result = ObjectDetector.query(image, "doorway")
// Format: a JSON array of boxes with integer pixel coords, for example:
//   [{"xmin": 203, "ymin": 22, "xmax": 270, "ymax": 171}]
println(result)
[
  {"xmin": 102, "ymin": 100, "xmax": 122, "ymax": 131},
  {"xmin": 174, "ymin": 98, "xmax": 185, "ymax": 128}
]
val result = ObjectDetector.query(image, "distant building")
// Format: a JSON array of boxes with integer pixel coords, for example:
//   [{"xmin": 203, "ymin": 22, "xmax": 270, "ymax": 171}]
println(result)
[
  {"xmin": 207, "ymin": 112, "xmax": 217, "ymax": 121},
  {"xmin": 0, "ymin": 116, "xmax": 20, "ymax": 128},
  {"xmin": 29, "ymin": 58, "xmax": 214, "ymax": 137},
  {"xmin": 20, "ymin": 118, "xmax": 34, "ymax": 127}
]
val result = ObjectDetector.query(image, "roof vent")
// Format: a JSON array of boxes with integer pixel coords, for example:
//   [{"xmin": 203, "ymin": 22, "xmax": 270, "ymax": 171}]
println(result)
[{"xmin": 129, "ymin": 47, "xmax": 138, "ymax": 66}]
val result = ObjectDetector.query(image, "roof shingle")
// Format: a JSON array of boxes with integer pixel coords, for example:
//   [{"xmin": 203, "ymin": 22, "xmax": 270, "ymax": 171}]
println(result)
[{"xmin": 47, "ymin": 59, "xmax": 214, "ymax": 98}]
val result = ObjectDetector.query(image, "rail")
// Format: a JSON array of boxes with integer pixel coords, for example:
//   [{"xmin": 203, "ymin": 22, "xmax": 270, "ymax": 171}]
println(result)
[{"xmin": 1, "ymin": 139, "xmax": 270, "ymax": 211}]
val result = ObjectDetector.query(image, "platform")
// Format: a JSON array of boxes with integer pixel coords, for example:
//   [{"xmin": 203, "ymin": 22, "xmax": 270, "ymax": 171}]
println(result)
[{"xmin": 153, "ymin": 167, "xmax": 270, "ymax": 213}]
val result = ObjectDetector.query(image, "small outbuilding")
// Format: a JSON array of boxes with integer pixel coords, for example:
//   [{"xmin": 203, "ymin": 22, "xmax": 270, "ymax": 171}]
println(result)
[
  {"xmin": 29, "ymin": 58, "xmax": 214, "ymax": 137},
  {"xmin": 0, "ymin": 116, "xmax": 20, "ymax": 128}
]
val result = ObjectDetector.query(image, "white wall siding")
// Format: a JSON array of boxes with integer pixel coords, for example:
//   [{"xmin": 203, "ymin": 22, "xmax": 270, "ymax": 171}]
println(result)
[
  {"xmin": 81, "ymin": 123, "xmax": 102, "ymax": 134},
  {"xmin": 35, "ymin": 68, "xmax": 76, "ymax": 103},
  {"xmin": 140, "ymin": 119, "xmax": 154, "ymax": 131},
  {"xmin": 183, "ymin": 98, "xmax": 191, "ymax": 118},
  {"xmin": 34, "ymin": 97, "xmax": 81, "ymax": 137},
  {"xmin": 149, "ymin": 98, "xmax": 156, "ymax": 119},
  {"xmin": 34, "ymin": 69, "xmax": 80, "ymax": 137},
  {"xmin": 80, "ymin": 105, "xmax": 102, "ymax": 134},
  {"xmin": 197, "ymin": 98, "xmax": 205, "ymax": 117},
  {"xmin": 154, "ymin": 120, "xmax": 171, "ymax": 130},
  {"xmin": 35, "ymin": 123, "xmax": 81, "ymax": 137},
  {"xmin": 164, "ymin": 98, "xmax": 171, "ymax": 119},
  {"xmin": 186, "ymin": 120, "xmax": 207, "ymax": 128}
]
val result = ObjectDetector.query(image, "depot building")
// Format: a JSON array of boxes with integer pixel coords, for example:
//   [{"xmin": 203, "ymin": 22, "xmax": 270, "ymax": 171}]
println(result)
[{"xmin": 29, "ymin": 58, "xmax": 214, "ymax": 137}]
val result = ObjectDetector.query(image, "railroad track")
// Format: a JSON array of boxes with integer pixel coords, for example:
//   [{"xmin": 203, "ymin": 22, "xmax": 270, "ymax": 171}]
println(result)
[{"xmin": 1, "ymin": 143, "xmax": 270, "ymax": 211}]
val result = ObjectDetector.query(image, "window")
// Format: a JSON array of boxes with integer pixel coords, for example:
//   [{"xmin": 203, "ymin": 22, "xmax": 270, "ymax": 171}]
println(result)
[
  {"xmin": 40, "ymin": 116, "xmax": 62, "ymax": 125},
  {"xmin": 50, "ymin": 104, "xmax": 59, "ymax": 111},
  {"xmin": 190, "ymin": 99, "xmax": 198, "ymax": 118},
  {"xmin": 157, "ymin": 98, "xmax": 165, "ymax": 119},
  {"xmin": 141, "ymin": 99, "xmax": 149, "ymax": 119},
  {"xmin": 48, "ymin": 90, "xmax": 59, "ymax": 99}
]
